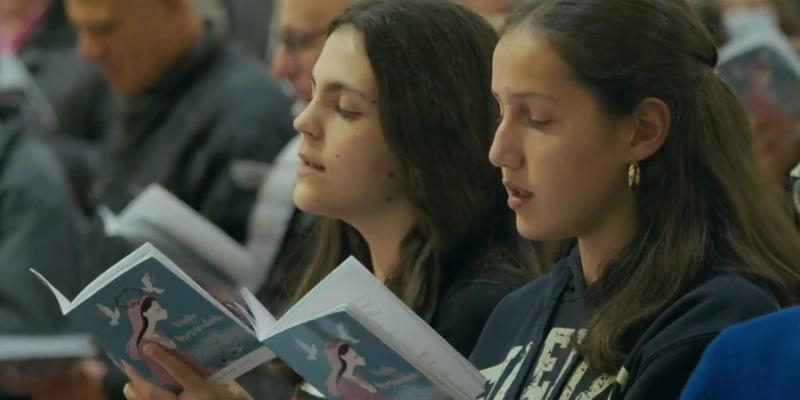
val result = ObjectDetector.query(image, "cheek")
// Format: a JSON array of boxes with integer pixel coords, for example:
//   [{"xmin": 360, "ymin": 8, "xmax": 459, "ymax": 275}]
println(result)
[
  {"xmin": 334, "ymin": 144, "xmax": 402, "ymax": 198},
  {"xmin": 518, "ymin": 130, "xmax": 622, "ymax": 237},
  {"xmin": 294, "ymin": 123, "xmax": 404, "ymax": 216},
  {"xmin": 528, "ymin": 123, "xmax": 619, "ymax": 199},
  {"xmin": 328, "ymin": 126, "xmax": 400, "ymax": 188},
  {"xmin": 522, "ymin": 134, "xmax": 579, "ymax": 194}
]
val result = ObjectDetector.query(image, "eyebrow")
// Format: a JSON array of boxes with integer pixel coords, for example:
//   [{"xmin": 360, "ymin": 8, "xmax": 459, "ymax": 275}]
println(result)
[
  {"xmin": 311, "ymin": 76, "xmax": 376, "ymax": 104},
  {"xmin": 493, "ymin": 90, "xmax": 558, "ymax": 104}
]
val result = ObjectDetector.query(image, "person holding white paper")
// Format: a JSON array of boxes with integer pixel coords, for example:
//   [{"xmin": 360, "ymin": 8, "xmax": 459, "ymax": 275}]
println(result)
[
  {"xmin": 122, "ymin": 0, "xmax": 540, "ymax": 399},
  {"xmin": 0, "ymin": 116, "xmax": 88, "ymax": 398}
]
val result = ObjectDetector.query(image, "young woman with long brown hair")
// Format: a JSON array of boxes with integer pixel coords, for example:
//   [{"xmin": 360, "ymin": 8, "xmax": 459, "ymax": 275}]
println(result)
[
  {"xmin": 121, "ymin": 1, "xmax": 541, "ymax": 399},
  {"xmin": 471, "ymin": 0, "xmax": 800, "ymax": 398}
]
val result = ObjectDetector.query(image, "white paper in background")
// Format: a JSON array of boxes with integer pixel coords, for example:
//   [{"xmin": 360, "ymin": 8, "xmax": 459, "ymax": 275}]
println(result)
[
  {"xmin": 101, "ymin": 184, "xmax": 258, "ymax": 288},
  {"xmin": 0, "ymin": 334, "xmax": 97, "ymax": 362}
]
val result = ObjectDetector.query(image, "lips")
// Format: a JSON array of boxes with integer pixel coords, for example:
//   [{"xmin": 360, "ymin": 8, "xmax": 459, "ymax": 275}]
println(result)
[
  {"xmin": 301, "ymin": 157, "xmax": 325, "ymax": 171},
  {"xmin": 297, "ymin": 153, "xmax": 326, "ymax": 177},
  {"xmin": 504, "ymin": 181, "xmax": 534, "ymax": 210},
  {"xmin": 504, "ymin": 180, "xmax": 533, "ymax": 197}
]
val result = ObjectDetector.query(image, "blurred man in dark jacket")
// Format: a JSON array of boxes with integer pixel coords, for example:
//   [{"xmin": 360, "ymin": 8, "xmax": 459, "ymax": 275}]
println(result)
[{"xmin": 64, "ymin": 0, "xmax": 295, "ymax": 265}]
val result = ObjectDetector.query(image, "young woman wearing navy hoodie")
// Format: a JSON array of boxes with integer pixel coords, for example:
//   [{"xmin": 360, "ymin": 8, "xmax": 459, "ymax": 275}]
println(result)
[{"xmin": 471, "ymin": 0, "xmax": 800, "ymax": 399}]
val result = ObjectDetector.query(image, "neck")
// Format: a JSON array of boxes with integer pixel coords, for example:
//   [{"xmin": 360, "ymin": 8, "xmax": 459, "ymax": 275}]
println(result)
[
  {"xmin": 144, "ymin": 12, "xmax": 204, "ymax": 93},
  {"xmin": 342, "ymin": 363, "xmax": 358, "ymax": 380},
  {"xmin": 576, "ymin": 193, "xmax": 637, "ymax": 285},
  {"xmin": 175, "ymin": 11, "xmax": 204, "ymax": 56},
  {"xmin": 143, "ymin": 320, "xmax": 158, "ymax": 338},
  {"xmin": 347, "ymin": 202, "xmax": 417, "ymax": 283}
]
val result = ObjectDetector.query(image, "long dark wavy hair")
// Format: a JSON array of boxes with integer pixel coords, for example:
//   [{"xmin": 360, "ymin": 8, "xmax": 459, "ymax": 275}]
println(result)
[{"xmin": 291, "ymin": 0, "xmax": 541, "ymax": 321}]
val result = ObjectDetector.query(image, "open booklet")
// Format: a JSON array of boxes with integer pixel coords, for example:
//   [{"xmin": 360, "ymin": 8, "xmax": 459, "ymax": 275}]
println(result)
[
  {"xmin": 718, "ymin": 28, "xmax": 800, "ymax": 138},
  {"xmin": 262, "ymin": 256, "xmax": 485, "ymax": 400},
  {"xmin": 31, "ymin": 243, "xmax": 275, "ymax": 391},
  {"xmin": 32, "ymin": 243, "xmax": 485, "ymax": 398},
  {"xmin": 99, "ymin": 184, "xmax": 258, "ymax": 290}
]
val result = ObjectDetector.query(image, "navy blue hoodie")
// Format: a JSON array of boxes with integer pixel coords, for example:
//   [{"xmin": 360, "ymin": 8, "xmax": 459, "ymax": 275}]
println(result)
[{"xmin": 470, "ymin": 249, "xmax": 779, "ymax": 400}]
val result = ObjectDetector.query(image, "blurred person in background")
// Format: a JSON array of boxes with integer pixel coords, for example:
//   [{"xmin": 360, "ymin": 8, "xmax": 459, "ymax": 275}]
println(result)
[
  {"xmin": 223, "ymin": 0, "xmax": 275, "ymax": 61},
  {"xmin": 0, "ymin": 0, "xmax": 110, "ymax": 212},
  {"xmin": 269, "ymin": 0, "xmax": 356, "ymax": 104},
  {"xmin": 718, "ymin": 0, "xmax": 799, "ymax": 42},
  {"xmin": 0, "ymin": 114, "xmax": 90, "ymax": 399},
  {"xmin": 64, "ymin": 0, "xmax": 295, "ymax": 271},
  {"xmin": 689, "ymin": 0, "xmax": 800, "ymax": 199},
  {"xmin": 722, "ymin": 0, "xmax": 800, "ymax": 194}
]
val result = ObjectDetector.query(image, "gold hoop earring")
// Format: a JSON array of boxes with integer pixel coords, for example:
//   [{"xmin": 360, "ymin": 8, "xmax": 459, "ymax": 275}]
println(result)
[{"xmin": 628, "ymin": 161, "xmax": 641, "ymax": 189}]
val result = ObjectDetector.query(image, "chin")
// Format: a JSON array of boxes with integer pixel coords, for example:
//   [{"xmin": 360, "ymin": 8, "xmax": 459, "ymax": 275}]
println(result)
[
  {"xmin": 112, "ymin": 81, "xmax": 143, "ymax": 97},
  {"xmin": 515, "ymin": 218, "xmax": 547, "ymax": 241},
  {"xmin": 292, "ymin": 192, "xmax": 315, "ymax": 213},
  {"xmin": 292, "ymin": 186, "xmax": 327, "ymax": 216}
]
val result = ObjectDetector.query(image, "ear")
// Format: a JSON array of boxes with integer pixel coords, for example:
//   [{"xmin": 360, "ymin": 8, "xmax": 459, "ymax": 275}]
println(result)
[{"xmin": 628, "ymin": 97, "xmax": 671, "ymax": 161}]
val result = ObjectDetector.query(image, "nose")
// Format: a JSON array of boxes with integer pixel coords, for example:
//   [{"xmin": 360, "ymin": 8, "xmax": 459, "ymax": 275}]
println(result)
[
  {"xmin": 293, "ymin": 99, "xmax": 323, "ymax": 142},
  {"xmin": 270, "ymin": 45, "xmax": 296, "ymax": 81},
  {"xmin": 77, "ymin": 33, "xmax": 104, "ymax": 63},
  {"xmin": 489, "ymin": 117, "xmax": 525, "ymax": 170}
]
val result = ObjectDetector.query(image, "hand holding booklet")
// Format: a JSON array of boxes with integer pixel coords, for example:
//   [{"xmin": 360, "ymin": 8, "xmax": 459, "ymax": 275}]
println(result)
[{"xmin": 32, "ymin": 243, "xmax": 485, "ymax": 399}]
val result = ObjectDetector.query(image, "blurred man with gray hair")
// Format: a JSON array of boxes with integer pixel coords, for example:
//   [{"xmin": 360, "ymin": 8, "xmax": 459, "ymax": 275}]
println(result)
[{"xmin": 64, "ymin": 0, "xmax": 295, "ymax": 260}]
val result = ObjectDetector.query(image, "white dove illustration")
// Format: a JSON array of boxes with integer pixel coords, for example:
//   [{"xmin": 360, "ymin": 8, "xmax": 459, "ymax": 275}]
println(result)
[
  {"xmin": 336, "ymin": 323, "xmax": 360, "ymax": 344},
  {"xmin": 141, "ymin": 272, "xmax": 165, "ymax": 294},
  {"xmin": 96, "ymin": 303, "xmax": 121, "ymax": 326},
  {"xmin": 295, "ymin": 339, "xmax": 318, "ymax": 360}
]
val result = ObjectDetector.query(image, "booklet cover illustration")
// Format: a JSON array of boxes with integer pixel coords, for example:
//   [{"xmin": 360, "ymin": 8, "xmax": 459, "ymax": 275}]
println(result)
[{"xmin": 266, "ymin": 309, "xmax": 451, "ymax": 400}]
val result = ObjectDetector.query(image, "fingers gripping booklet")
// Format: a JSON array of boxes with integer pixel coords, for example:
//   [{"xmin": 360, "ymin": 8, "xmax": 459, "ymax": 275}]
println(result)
[{"xmin": 32, "ymin": 243, "xmax": 485, "ymax": 399}]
